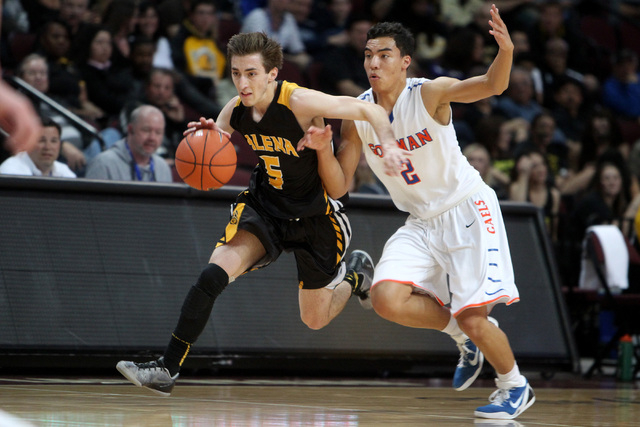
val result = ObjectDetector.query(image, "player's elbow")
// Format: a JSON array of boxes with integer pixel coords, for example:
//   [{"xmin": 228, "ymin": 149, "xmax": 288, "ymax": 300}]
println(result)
[
  {"xmin": 494, "ymin": 84, "xmax": 508, "ymax": 96},
  {"xmin": 328, "ymin": 188, "xmax": 348, "ymax": 201}
]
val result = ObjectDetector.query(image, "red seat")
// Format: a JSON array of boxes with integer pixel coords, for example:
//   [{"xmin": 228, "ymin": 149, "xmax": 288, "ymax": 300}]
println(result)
[
  {"xmin": 618, "ymin": 118, "xmax": 640, "ymax": 145},
  {"xmin": 8, "ymin": 32, "xmax": 37, "ymax": 67},
  {"xmin": 579, "ymin": 15, "xmax": 617, "ymax": 52},
  {"xmin": 620, "ymin": 21, "xmax": 640, "ymax": 57},
  {"xmin": 305, "ymin": 61, "xmax": 324, "ymax": 91},
  {"xmin": 217, "ymin": 17, "xmax": 241, "ymax": 46},
  {"xmin": 278, "ymin": 59, "xmax": 306, "ymax": 86}
]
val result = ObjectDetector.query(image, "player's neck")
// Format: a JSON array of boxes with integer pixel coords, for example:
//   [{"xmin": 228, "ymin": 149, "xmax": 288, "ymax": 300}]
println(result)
[
  {"xmin": 252, "ymin": 80, "xmax": 278, "ymax": 117},
  {"xmin": 373, "ymin": 79, "xmax": 406, "ymax": 113}
]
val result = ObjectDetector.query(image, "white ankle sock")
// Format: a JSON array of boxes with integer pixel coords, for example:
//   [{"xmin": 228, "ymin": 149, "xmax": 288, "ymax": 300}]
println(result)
[
  {"xmin": 497, "ymin": 363, "xmax": 526, "ymax": 387},
  {"xmin": 441, "ymin": 315, "xmax": 466, "ymax": 344}
]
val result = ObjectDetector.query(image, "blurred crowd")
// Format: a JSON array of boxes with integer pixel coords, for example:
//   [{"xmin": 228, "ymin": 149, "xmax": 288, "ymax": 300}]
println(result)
[{"xmin": 2, "ymin": 0, "xmax": 640, "ymax": 289}]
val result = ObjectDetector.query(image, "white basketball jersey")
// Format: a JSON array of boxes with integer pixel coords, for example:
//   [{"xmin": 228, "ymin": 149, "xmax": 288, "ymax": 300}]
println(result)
[{"xmin": 355, "ymin": 78, "xmax": 483, "ymax": 219}]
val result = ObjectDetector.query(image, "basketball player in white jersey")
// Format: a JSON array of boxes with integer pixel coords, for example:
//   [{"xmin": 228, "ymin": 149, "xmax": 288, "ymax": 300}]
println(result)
[{"xmin": 297, "ymin": 4, "xmax": 534, "ymax": 420}]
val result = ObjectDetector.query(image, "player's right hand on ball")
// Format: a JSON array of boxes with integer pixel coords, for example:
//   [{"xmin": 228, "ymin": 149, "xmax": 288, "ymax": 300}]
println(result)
[{"xmin": 184, "ymin": 117, "xmax": 231, "ymax": 140}]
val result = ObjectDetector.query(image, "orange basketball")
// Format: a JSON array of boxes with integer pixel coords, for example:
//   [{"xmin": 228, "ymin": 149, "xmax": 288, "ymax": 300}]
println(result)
[{"xmin": 175, "ymin": 129, "xmax": 237, "ymax": 190}]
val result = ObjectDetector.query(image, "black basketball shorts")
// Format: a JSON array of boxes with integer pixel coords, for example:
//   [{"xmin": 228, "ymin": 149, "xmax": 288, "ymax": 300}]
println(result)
[{"xmin": 216, "ymin": 191, "xmax": 352, "ymax": 289}]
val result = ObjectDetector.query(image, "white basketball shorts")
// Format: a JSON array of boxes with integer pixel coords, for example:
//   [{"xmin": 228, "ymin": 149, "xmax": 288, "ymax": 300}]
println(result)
[{"xmin": 372, "ymin": 184, "xmax": 520, "ymax": 317}]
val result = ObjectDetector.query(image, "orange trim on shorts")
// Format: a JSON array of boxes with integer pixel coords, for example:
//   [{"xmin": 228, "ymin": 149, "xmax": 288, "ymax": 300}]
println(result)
[
  {"xmin": 371, "ymin": 279, "xmax": 447, "ymax": 307},
  {"xmin": 452, "ymin": 296, "xmax": 520, "ymax": 318}
]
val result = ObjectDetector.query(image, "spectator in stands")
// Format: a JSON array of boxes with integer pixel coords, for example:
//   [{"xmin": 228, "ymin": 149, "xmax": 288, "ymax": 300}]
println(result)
[
  {"xmin": 319, "ymin": 14, "xmax": 372, "ymax": 97},
  {"xmin": 463, "ymin": 142, "xmax": 510, "ymax": 200},
  {"xmin": 514, "ymin": 111, "xmax": 568, "ymax": 184},
  {"xmin": 171, "ymin": 0, "xmax": 226, "ymax": 98},
  {"xmin": 510, "ymin": 30, "xmax": 544, "ymax": 104},
  {"xmin": 561, "ymin": 107, "xmax": 631, "ymax": 197},
  {"xmin": 237, "ymin": 0, "xmax": 267, "ymax": 18},
  {"xmin": 474, "ymin": 113, "xmax": 528, "ymax": 179},
  {"xmin": 241, "ymin": 0, "xmax": 311, "ymax": 71},
  {"xmin": 440, "ymin": 0, "xmax": 484, "ymax": 29},
  {"xmin": 571, "ymin": 151, "xmax": 636, "ymax": 243},
  {"xmin": 320, "ymin": 0, "xmax": 354, "ymax": 49},
  {"xmin": 365, "ymin": 0, "xmax": 394, "ymax": 22},
  {"xmin": 551, "ymin": 77, "xmax": 588, "ymax": 146},
  {"xmin": 509, "ymin": 149, "xmax": 561, "ymax": 240},
  {"xmin": 0, "ymin": 117, "xmax": 76, "ymax": 178},
  {"xmin": 36, "ymin": 19, "xmax": 105, "ymax": 124},
  {"xmin": 539, "ymin": 37, "xmax": 598, "ymax": 109},
  {"xmin": 58, "ymin": 0, "xmax": 91, "ymax": 37},
  {"xmin": 127, "ymin": 36, "xmax": 157, "ymax": 100},
  {"xmin": 101, "ymin": 0, "xmax": 139, "ymax": 69},
  {"xmin": 494, "ymin": 66, "xmax": 543, "ymax": 123},
  {"xmin": 526, "ymin": 1, "xmax": 588, "ymax": 74},
  {"xmin": 126, "ymin": 36, "xmax": 221, "ymax": 127},
  {"xmin": 75, "ymin": 25, "xmax": 135, "ymax": 123},
  {"xmin": 135, "ymin": 1, "xmax": 174, "ymax": 69},
  {"xmin": 289, "ymin": 0, "xmax": 327, "ymax": 57},
  {"xmin": 156, "ymin": 0, "xmax": 187, "ymax": 38},
  {"xmin": 383, "ymin": 0, "xmax": 447, "ymax": 72},
  {"xmin": 122, "ymin": 68, "xmax": 191, "ymax": 163},
  {"xmin": 17, "ymin": 53, "xmax": 122, "ymax": 172},
  {"xmin": 429, "ymin": 26, "xmax": 485, "ymax": 79},
  {"xmin": 2, "ymin": 0, "xmax": 32, "ymax": 70},
  {"xmin": 23, "ymin": 0, "xmax": 60, "ymax": 32},
  {"xmin": 602, "ymin": 49, "xmax": 640, "ymax": 122},
  {"xmin": 18, "ymin": 53, "xmax": 86, "ymax": 171},
  {"xmin": 85, "ymin": 105, "xmax": 172, "ymax": 182},
  {"xmin": 550, "ymin": 77, "xmax": 589, "ymax": 177}
]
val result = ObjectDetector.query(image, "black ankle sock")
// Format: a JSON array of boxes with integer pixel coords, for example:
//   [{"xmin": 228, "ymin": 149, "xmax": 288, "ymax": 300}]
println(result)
[
  {"xmin": 344, "ymin": 269, "xmax": 359, "ymax": 292},
  {"xmin": 163, "ymin": 334, "xmax": 190, "ymax": 376}
]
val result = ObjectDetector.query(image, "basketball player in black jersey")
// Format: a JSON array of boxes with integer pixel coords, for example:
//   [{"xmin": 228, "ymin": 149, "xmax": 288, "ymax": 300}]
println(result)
[{"xmin": 116, "ymin": 32, "xmax": 403, "ymax": 396}]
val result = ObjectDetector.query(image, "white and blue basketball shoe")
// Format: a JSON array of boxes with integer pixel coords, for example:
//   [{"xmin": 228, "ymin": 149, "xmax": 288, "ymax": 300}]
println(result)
[
  {"xmin": 475, "ymin": 378, "xmax": 535, "ymax": 419},
  {"xmin": 453, "ymin": 316, "xmax": 499, "ymax": 391}
]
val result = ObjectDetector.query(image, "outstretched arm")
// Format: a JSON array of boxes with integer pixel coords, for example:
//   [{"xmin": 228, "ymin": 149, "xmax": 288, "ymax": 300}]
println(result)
[
  {"xmin": 425, "ymin": 4, "xmax": 514, "ymax": 108},
  {"xmin": 292, "ymin": 88, "xmax": 409, "ymax": 176}
]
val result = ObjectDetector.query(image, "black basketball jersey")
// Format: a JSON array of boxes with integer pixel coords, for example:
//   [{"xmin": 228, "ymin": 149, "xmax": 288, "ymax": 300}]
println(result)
[{"xmin": 230, "ymin": 81, "xmax": 331, "ymax": 219}]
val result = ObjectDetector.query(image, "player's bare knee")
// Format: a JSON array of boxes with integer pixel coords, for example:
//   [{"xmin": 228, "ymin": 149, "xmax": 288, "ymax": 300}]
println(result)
[
  {"xmin": 457, "ymin": 314, "xmax": 490, "ymax": 341},
  {"xmin": 370, "ymin": 287, "xmax": 398, "ymax": 320},
  {"xmin": 300, "ymin": 313, "xmax": 329, "ymax": 330}
]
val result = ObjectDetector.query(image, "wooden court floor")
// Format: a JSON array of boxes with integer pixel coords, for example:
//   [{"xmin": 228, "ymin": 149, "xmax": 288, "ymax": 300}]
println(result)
[{"xmin": 0, "ymin": 374, "xmax": 638, "ymax": 427}]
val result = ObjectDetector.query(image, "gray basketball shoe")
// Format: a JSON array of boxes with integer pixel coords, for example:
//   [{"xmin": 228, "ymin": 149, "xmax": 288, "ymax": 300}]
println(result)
[
  {"xmin": 345, "ymin": 250, "xmax": 374, "ymax": 309},
  {"xmin": 116, "ymin": 357, "xmax": 178, "ymax": 396}
]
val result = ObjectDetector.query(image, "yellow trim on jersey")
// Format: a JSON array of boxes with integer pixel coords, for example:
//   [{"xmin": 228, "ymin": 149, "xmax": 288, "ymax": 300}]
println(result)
[
  {"xmin": 216, "ymin": 203, "xmax": 245, "ymax": 248},
  {"xmin": 278, "ymin": 81, "xmax": 302, "ymax": 109},
  {"xmin": 330, "ymin": 215, "xmax": 345, "ymax": 264}
]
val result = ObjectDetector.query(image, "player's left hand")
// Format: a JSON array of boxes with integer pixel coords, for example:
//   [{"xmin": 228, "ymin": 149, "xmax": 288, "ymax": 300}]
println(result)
[
  {"xmin": 488, "ymin": 4, "xmax": 513, "ymax": 52},
  {"xmin": 381, "ymin": 143, "xmax": 411, "ymax": 176},
  {"xmin": 296, "ymin": 124, "xmax": 333, "ymax": 153}
]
